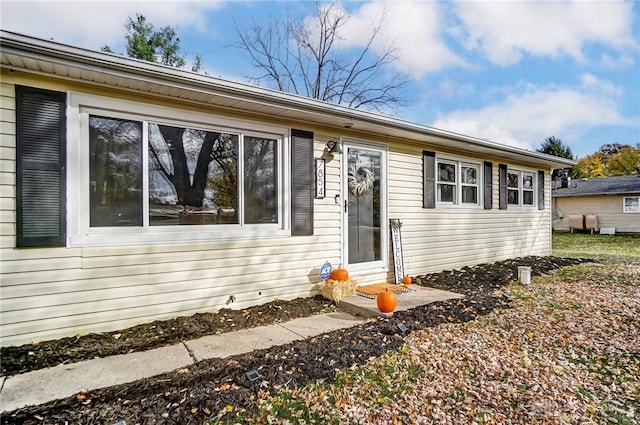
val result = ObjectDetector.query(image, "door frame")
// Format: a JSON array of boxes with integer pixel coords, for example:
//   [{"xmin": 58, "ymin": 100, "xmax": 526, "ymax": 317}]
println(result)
[{"xmin": 340, "ymin": 139, "xmax": 388, "ymax": 275}]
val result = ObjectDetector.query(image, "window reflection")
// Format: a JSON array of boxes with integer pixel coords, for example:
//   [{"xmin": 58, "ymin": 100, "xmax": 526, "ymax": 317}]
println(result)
[
  {"xmin": 438, "ymin": 162, "xmax": 457, "ymax": 203},
  {"xmin": 148, "ymin": 123, "xmax": 239, "ymax": 225},
  {"xmin": 88, "ymin": 114, "xmax": 280, "ymax": 228},
  {"xmin": 244, "ymin": 136, "xmax": 277, "ymax": 224},
  {"xmin": 348, "ymin": 148, "xmax": 382, "ymax": 264},
  {"xmin": 89, "ymin": 116, "xmax": 142, "ymax": 227}
]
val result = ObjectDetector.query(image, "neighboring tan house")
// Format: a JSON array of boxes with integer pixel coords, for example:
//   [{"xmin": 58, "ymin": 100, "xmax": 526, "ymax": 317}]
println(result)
[
  {"xmin": 552, "ymin": 175, "xmax": 640, "ymax": 234},
  {"xmin": 0, "ymin": 31, "xmax": 574, "ymax": 346}
]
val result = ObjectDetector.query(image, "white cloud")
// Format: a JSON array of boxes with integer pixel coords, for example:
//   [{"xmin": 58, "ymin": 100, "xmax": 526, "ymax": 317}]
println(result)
[
  {"xmin": 599, "ymin": 52, "xmax": 636, "ymax": 70},
  {"xmin": 579, "ymin": 73, "xmax": 623, "ymax": 97},
  {"xmin": 338, "ymin": 2, "xmax": 465, "ymax": 77},
  {"xmin": 431, "ymin": 79, "xmax": 636, "ymax": 151},
  {"xmin": 1, "ymin": 1, "xmax": 223, "ymax": 51},
  {"xmin": 453, "ymin": 1, "xmax": 637, "ymax": 65}
]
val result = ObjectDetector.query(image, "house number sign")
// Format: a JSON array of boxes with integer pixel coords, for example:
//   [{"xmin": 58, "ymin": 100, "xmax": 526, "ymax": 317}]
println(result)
[
  {"xmin": 389, "ymin": 219, "xmax": 404, "ymax": 284},
  {"xmin": 315, "ymin": 158, "xmax": 325, "ymax": 198}
]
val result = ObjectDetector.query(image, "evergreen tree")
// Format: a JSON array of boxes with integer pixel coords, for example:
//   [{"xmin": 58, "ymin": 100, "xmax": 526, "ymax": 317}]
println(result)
[
  {"xmin": 536, "ymin": 136, "xmax": 578, "ymax": 180},
  {"xmin": 537, "ymin": 136, "xmax": 574, "ymax": 159},
  {"xmin": 102, "ymin": 14, "xmax": 202, "ymax": 71}
]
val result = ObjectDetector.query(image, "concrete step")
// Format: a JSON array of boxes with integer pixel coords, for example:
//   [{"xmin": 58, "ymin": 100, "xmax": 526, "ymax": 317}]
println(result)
[{"xmin": 338, "ymin": 285, "xmax": 464, "ymax": 319}]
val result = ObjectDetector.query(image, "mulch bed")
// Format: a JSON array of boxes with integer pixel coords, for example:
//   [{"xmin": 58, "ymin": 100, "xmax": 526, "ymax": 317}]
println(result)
[
  {"xmin": 0, "ymin": 297, "xmax": 334, "ymax": 377},
  {"xmin": 1, "ymin": 256, "xmax": 589, "ymax": 425}
]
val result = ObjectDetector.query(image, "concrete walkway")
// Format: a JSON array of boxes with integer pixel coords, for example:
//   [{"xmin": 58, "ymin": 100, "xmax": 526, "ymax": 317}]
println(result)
[
  {"xmin": 0, "ymin": 312, "xmax": 364, "ymax": 413},
  {"xmin": 0, "ymin": 286, "xmax": 462, "ymax": 413}
]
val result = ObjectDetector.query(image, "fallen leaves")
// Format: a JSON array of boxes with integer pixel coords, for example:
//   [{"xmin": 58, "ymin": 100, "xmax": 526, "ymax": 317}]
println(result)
[
  {"xmin": 243, "ymin": 262, "xmax": 639, "ymax": 424},
  {"xmin": 75, "ymin": 393, "xmax": 92, "ymax": 405},
  {"xmin": 7, "ymin": 258, "xmax": 634, "ymax": 424},
  {"xmin": 1, "ymin": 295, "xmax": 334, "ymax": 377}
]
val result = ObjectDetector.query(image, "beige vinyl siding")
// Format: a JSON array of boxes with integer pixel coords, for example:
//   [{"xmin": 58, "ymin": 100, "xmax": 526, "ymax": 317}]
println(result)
[
  {"xmin": 1, "ymin": 73, "xmax": 554, "ymax": 346},
  {"xmin": 385, "ymin": 145, "xmax": 551, "ymax": 276},
  {"xmin": 554, "ymin": 195, "xmax": 640, "ymax": 233},
  {"xmin": 347, "ymin": 144, "xmax": 551, "ymax": 284},
  {"xmin": 2, "ymin": 212, "xmax": 340, "ymax": 346},
  {"xmin": 1, "ymin": 173, "xmax": 340, "ymax": 346},
  {"xmin": 0, "ymin": 77, "xmax": 342, "ymax": 345}
]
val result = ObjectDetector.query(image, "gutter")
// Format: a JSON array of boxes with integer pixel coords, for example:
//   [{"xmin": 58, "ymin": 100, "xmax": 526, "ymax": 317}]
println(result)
[{"xmin": 1, "ymin": 30, "xmax": 575, "ymax": 169}]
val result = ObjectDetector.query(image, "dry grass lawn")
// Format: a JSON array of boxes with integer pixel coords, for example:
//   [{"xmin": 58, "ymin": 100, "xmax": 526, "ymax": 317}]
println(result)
[{"xmin": 224, "ymin": 262, "xmax": 639, "ymax": 424}]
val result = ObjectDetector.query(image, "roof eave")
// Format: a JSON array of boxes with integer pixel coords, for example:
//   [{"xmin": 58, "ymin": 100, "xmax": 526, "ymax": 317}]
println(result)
[
  {"xmin": 1, "ymin": 30, "xmax": 575, "ymax": 169},
  {"xmin": 554, "ymin": 191, "xmax": 640, "ymax": 197}
]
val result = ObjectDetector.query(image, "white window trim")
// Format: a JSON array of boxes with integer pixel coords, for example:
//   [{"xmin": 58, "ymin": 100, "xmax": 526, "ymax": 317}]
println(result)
[
  {"xmin": 436, "ymin": 155, "xmax": 482, "ymax": 208},
  {"xmin": 506, "ymin": 167, "xmax": 537, "ymax": 208},
  {"xmin": 623, "ymin": 196, "xmax": 640, "ymax": 213},
  {"xmin": 67, "ymin": 92, "xmax": 290, "ymax": 247}
]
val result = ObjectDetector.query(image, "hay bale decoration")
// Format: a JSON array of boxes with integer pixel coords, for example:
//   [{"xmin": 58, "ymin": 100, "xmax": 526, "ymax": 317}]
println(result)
[{"xmin": 318, "ymin": 262, "xmax": 357, "ymax": 303}]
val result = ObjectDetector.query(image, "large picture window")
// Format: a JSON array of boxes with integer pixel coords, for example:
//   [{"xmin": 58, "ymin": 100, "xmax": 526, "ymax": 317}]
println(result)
[
  {"xmin": 436, "ymin": 158, "xmax": 481, "ymax": 206},
  {"xmin": 147, "ymin": 123, "xmax": 241, "ymax": 226},
  {"xmin": 89, "ymin": 115, "xmax": 279, "ymax": 229},
  {"xmin": 67, "ymin": 93, "xmax": 289, "ymax": 245}
]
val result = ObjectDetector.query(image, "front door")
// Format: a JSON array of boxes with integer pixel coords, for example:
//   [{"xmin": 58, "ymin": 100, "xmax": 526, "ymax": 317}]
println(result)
[{"xmin": 342, "ymin": 142, "xmax": 387, "ymax": 273}]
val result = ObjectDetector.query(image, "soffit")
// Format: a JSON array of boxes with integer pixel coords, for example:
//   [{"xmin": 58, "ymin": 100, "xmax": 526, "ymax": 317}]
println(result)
[{"xmin": 1, "ymin": 31, "xmax": 575, "ymax": 169}]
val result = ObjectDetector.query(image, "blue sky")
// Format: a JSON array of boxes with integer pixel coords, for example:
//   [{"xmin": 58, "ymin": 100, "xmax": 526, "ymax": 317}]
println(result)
[{"xmin": 2, "ymin": 0, "xmax": 639, "ymax": 158}]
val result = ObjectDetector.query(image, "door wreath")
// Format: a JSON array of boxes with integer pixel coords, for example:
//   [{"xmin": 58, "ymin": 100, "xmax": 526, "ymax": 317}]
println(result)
[{"xmin": 348, "ymin": 158, "xmax": 374, "ymax": 196}]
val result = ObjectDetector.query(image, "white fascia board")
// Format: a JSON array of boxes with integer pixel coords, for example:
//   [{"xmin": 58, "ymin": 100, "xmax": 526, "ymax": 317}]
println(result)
[{"xmin": 1, "ymin": 30, "xmax": 575, "ymax": 169}]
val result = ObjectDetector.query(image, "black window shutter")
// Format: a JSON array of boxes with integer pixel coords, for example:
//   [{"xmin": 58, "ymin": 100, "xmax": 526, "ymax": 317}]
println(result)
[
  {"xmin": 16, "ymin": 86, "xmax": 67, "ymax": 247},
  {"xmin": 423, "ymin": 151, "xmax": 436, "ymax": 209},
  {"xmin": 290, "ymin": 129, "xmax": 314, "ymax": 236},
  {"xmin": 537, "ymin": 170, "xmax": 545, "ymax": 210},
  {"xmin": 483, "ymin": 161, "xmax": 493, "ymax": 210},
  {"xmin": 498, "ymin": 163, "xmax": 508, "ymax": 210}
]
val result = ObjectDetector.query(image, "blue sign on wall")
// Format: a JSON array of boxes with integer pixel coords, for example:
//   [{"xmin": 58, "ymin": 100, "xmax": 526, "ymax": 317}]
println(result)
[{"xmin": 319, "ymin": 261, "xmax": 333, "ymax": 280}]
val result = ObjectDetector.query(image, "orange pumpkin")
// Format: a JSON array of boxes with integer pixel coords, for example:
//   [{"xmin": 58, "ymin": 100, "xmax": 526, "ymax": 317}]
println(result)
[
  {"xmin": 402, "ymin": 275, "xmax": 412, "ymax": 285},
  {"xmin": 377, "ymin": 288, "xmax": 397, "ymax": 313},
  {"xmin": 330, "ymin": 267, "xmax": 349, "ymax": 281}
]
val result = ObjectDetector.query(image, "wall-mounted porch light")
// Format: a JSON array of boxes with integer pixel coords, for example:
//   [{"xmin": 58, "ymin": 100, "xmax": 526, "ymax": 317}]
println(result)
[{"xmin": 326, "ymin": 139, "xmax": 343, "ymax": 154}]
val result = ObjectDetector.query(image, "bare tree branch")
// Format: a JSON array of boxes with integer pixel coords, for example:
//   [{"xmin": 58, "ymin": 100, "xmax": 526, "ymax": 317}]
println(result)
[{"xmin": 231, "ymin": 1, "xmax": 411, "ymax": 113}]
